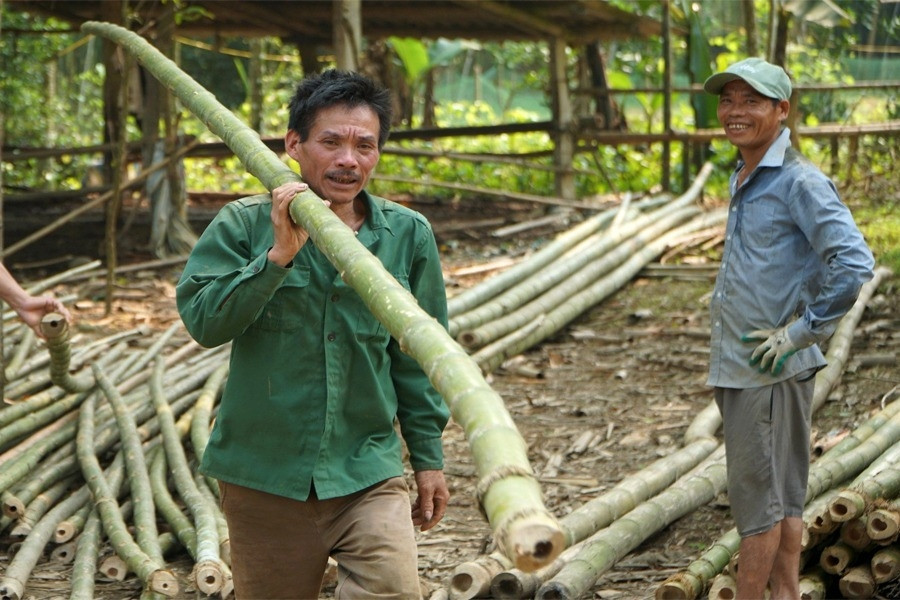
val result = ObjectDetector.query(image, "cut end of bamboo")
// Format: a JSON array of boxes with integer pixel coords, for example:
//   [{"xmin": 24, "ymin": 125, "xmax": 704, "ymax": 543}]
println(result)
[
  {"xmin": 448, "ymin": 558, "xmax": 504, "ymax": 600},
  {"xmin": 99, "ymin": 555, "xmax": 129, "ymax": 581},
  {"xmin": 149, "ymin": 569, "xmax": 180, "ymax": 597},
  {"xmin": 507, "ymin": 520, "xmax": 565, "ymax": 572},
  {"xmin": 193, "ymin": 560, "xmax": 226, "ymax": 596},
  {"xmin": 54, "ymin": 521, "xmax": 77, "ymax": 544},
  {"xmin": 39, "ymin": 312, "xmax": 68, "ymax": 339},
  {"xmin": 653, "ymin": 575, "xmax": 693, "ymax": 600},
  {"xmin": 1, "ymin": 497, "xmax": 25, "ymax": 520},
  {"xmin": 50, "ymin": 541, "xmax": 77, "ymax": 564},
  {"xmin": 0, "ymin": 579, "xmax": 25, "ymax": 600}
]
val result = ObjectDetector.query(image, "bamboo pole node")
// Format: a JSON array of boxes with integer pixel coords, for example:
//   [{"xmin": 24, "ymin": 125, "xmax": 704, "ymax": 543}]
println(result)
[{"xmin": 475, "ymin": 464, "xmax": 536, "ymax": 507}]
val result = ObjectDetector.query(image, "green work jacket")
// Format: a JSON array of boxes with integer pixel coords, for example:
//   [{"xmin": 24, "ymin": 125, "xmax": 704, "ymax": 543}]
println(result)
[{"xmin": 176, "ymin": 190, "xmax": 449, "ymax": 501}]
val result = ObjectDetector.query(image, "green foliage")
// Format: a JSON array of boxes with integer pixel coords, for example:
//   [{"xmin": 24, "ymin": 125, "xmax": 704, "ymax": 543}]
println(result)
[
  {"xmin": 1, "ymin": 6, "xmax": 108, "ymax": 190},
  {"xmin": 1, "ymin": 0, "xmax": 896, "ymax": 214},
  {"xmin": 854, "ymin": 199, "xmax": 900, "ymax": 274},
  {"xmin": 388, "ymin": 37, "xmax": 430, "ymax": 84}
]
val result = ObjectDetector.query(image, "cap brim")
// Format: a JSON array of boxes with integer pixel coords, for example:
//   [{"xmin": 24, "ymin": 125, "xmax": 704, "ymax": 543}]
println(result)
[{"xmin": 704, "ymin": 72, "xmax": 742, "ymax": 95}]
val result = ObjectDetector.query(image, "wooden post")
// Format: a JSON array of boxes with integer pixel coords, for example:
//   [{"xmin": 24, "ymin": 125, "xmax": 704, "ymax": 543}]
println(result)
[
  {"xmin": 549, "ymin": 38, "xmax": 575, "ymax": 202},
  {"xmin": 334, "ymin": 0, "xmax": 361, "ymax": 71},
  {"xmin": 662, "ymin": 0, "xmax": 672, "ymax": 192}
]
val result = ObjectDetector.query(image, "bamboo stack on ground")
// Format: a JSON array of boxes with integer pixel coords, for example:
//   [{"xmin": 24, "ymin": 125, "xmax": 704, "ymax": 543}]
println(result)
[
  {"xmin": 0, "ymin": 271, "xmax": 240, "ymax": 599},
  {"xmin": 447, "ymin": 163, "xmax": 715, "ymax": 359}
]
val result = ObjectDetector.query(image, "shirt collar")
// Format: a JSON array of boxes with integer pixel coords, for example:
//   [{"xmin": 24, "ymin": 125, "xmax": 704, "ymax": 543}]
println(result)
[
  {"xmin": 357, "ymin": 190, "xmax": 393, "ymax": 236},
  {"xmin": 737, "ymin": 127, "xmax": 792, "ymax": 173}
]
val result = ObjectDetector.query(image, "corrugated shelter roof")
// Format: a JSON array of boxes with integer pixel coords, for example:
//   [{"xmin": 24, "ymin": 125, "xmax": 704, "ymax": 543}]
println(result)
[{"xmin": 12, "ymin": 0, "xmax": 661, "ymax": 45}]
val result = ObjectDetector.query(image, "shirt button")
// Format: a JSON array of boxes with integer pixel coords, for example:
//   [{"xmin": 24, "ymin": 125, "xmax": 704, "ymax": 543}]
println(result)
[
  {"xmin": 731, "ymin": 206, "xmax": 737, "ymax": 212},
  {"xmin": 327, "ymin": 333, "xmax": 336, "ymax": 341},
  {"xmin": 714, "ymin": 321, "xmax": 721, "ymax": 328}
]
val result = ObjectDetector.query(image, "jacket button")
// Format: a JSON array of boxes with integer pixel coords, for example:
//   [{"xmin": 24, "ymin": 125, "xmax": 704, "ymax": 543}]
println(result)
[{"xmin": 327, "ymin": 333, "xmax": 336, "ymax": 341}]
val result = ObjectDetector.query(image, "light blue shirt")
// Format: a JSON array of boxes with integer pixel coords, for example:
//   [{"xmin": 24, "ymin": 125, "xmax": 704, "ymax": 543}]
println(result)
[{"xmin": 708, "ymin": 128, "xmax": 875, "ymax": 389}]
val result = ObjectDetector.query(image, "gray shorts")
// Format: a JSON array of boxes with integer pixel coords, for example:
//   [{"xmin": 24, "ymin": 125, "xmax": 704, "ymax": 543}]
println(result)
[{"xmin": 715, "ymin": 374, "xmax": 814, "ymax": 537}]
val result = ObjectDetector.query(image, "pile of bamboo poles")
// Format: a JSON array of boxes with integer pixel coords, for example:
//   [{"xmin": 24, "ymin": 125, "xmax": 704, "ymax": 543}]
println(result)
[
  {"xmin": 447, "ymin": 162, "xmax": 727, "ymax": 374},
  {"xmin": 0, "ymin": 263, "xmax": 232, "ymax": 600},
  {"xmin": 437, "ymin": 267, "xmax": 893, "ymax": 600}
]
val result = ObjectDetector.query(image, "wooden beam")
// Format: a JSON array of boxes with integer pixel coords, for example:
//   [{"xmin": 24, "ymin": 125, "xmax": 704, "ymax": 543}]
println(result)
[{"xmin": 448, "ymin": 0, "xmax": 565, "ymax": 38}]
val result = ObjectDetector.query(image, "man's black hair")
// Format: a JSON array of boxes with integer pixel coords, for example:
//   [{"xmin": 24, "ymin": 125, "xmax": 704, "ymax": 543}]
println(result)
[{"xmin": 287, "ymin": 69, "xmax": 393, "ymax": 149}]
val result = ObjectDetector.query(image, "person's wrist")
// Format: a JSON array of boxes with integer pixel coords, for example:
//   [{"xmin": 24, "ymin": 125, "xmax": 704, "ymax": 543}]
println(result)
[{"xmin": 267, "ymin": 248, "xmax": 293, "ymax": 268}]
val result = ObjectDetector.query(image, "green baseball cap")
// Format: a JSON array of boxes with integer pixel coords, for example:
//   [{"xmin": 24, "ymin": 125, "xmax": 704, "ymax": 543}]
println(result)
[{"xmin": 704, "ymin": 57, "xmax": 792, "ymax": 101}]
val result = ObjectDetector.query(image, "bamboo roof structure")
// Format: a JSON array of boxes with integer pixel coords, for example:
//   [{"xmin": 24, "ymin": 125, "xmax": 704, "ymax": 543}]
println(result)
[{"xmin": 9, "ymin": 0, "xmax": 662, "ymax": 45}]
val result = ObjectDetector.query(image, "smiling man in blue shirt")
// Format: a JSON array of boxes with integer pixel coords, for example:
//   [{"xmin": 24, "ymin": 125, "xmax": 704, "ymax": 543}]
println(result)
[
  {"xmin": 704, "ymin": 58, "xmax": 874, "ymax": 599},
  {"xmin": 177, "ymin": 70, "xmax": 450, "ymax": 599}
]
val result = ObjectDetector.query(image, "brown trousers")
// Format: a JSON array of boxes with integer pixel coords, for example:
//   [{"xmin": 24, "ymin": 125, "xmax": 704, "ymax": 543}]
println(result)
[{"xmin": 220, "ymin": 477, "xmax": 422, "ymax": 599}]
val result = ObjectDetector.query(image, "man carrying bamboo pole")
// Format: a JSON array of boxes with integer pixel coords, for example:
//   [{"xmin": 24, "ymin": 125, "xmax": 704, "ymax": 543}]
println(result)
[
  {"xmin": 703, "ymin": 57, "xmax": 874, "ymax": 599},
  {"xmin": 176, "ymin": 69, "xmax": 450, "ymax": 599}
]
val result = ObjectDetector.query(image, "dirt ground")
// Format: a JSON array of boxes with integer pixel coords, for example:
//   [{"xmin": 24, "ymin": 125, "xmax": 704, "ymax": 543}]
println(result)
[{"xmin": 2, "ymin": 193, "xmax": 898, "ymax": 600}]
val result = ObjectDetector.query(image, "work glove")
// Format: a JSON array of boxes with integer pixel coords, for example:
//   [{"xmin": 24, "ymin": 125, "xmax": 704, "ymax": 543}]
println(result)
[{"xmin": 742, "ymin": 323, "xmax": 803, "ymax": 376}]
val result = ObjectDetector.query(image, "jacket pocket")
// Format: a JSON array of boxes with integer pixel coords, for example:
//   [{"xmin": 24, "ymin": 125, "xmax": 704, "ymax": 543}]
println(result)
[{"xmin": 253, "ymin": 266, "xmax": 311, "ymax": 332}]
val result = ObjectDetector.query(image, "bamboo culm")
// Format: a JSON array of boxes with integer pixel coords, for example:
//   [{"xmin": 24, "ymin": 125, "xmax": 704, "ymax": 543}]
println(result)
[{"xmin": 81, "ymin": 20, "xmax": 563, "ymax": 570}]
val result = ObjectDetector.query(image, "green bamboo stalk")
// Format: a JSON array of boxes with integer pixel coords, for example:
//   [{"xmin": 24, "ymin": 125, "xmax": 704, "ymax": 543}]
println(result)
[
  {"xmin": 820, "ymin": 540, "xmax": 856, "ymax": 575},
  {"xmin": 55, "ymin": 500, "xmax": 92, "ymax": 544},
  {"xmin": 811, "ymin": 266, "xmax": 893, "ymax": 414},
  {"xmin": 149, "ymin": 447, "xmax": 198, "ymax": 559},
  {"xmin": 0, "ymin": 453, "xmax": 125, "ymax": 600},
  {"xmin": 656, "ymin": 397, "xmax": 900, "ymax": 599},
  {"xmin": 828, "ymin": 440, "xmax": 900, "ymax": 523},
  {"xmin": 150, "ymin": 357, "xmax": 225, "ymax": 595},
  {"xmin": 69, "ymin": 453, "xmax": 127, "ymax": 600},
  {"xmin": 451, "ymin": 163, "xmax": 712, "ymax": 339},
  {"xmin": 194, "ymin": 469, "xmax": 230, "ymax": 565},
  {"xmin": 3, "ymin": 328, "xmax": 35, "ymax": 383},
  {"xmin": 459, "ymin": 205, "xmax": 702, "ymax": 350},
  {"xmin": 188, "ymin": 361, "xmax": 228, "ymax": 495},
  {"xmin": 839, "ymin": 516, "xmax": 872, "ymax": 550},
  {"xmin": 82, "ymin": 20, "xmax": 563, "ymax": 569},
  {"xmin": 92, "ymin": 363, "xmax": 164, "ymax": 566},
  {"xmin": 0, "ymin": 392, "xmax": 82, "ymax": 454},
  {"xmin": 39, "ymin": 314, "xmax": 95, "ymax": 392},
  {"xmin": 449, "ymin": 204, "xmax": 641, "ymax": 337},
  {"xmin": 119, "ymin": 321, "xmax": 183, "ymax": 381},
  {"xmin": 69, "ymin": 507, "xmax": 104, "ymax": 600},
  {"xmin": 75, "ymin": 392, "xmax": 177, "ymax": 597},
  {"xmin": 495, "ymin": 438, "xmax": 722, "ymax": 599},
  {"xmin": 474, "ymin": 210, "xmax": 727, "ymax": 373},
  {"xmin": 14, "ymin": 475, "xmax": 78, "ymax": 529},
  {"xmin": 446, "ymin": 193, "xmax": 672, "ymax": 318},
  {"xmin": 536, "ymin": 446, "xmax": 728, "ymax": 600},
  {"xmin": 808, "ymin": 409, "xmax": 900, "ymax": 506}
]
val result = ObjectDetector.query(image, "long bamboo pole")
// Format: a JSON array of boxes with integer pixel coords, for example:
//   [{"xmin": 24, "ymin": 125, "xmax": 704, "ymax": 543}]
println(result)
[
  {"xmin": 81, "ymin": 20, "xmax": 563, "ymax": 569},
  {"xmin": 150, "ymin": 357, "xmax": 225, "ymax": 595}
]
